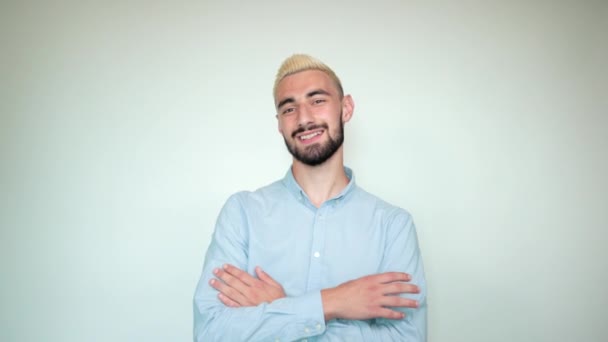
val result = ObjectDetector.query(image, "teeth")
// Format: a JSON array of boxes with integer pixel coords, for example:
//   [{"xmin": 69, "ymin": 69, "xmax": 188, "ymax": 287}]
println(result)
[{"xmin": 300, "ymin": 131, "xmax": 322, "ymax": 140}]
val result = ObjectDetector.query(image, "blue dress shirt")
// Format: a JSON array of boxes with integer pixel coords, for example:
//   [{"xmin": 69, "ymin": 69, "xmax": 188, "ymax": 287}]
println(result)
[{"xmin": 194, "ymin": 167, "xmax": 427, "ymax": 341}]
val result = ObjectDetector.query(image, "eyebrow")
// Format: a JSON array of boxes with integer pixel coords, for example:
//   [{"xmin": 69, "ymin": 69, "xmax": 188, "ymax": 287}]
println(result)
[
  {"xmin": 307, "ymin": 89, "xmax": 331, "ymax": 98},
  {"xmin": 277, "ymin": 89, "xmax": 331, "ymax": 110},
  {"xmin": 277, "ymin": 97, "xmax": 295, "ymax": 110}
]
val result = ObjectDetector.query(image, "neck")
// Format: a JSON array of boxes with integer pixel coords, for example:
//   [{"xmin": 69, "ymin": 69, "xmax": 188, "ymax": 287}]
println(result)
[{"xmin": 291, "ymin": 148, "xmax": 349, "ymax": 208}]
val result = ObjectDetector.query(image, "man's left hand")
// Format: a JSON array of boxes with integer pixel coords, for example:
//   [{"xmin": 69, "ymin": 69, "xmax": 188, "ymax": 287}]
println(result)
[{"xmin": 209, "ymin": 264, "xmax": 286, "ymax": 307}]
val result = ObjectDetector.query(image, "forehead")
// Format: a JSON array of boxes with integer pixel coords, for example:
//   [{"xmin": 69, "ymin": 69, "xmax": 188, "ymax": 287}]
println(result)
[{"xmin": 275, "ymin": 69, "xmax": 337, "ymax": 100}]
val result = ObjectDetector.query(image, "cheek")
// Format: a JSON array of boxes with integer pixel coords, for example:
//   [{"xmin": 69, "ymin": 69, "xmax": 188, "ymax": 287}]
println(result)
[
  {"xmin": 279, "ymin": 117, "xmax": 297, "ymax": 130},
  {"xmin": 318, "ymin": 105, "xmax": 341, "ymax": 121},
  {"xmin": 278, "ymin": 121, "xmax": 290, "ymax": 137}
]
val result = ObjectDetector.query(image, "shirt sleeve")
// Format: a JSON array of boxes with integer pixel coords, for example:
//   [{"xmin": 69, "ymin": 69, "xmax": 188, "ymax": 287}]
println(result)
[
  {"xmin": 193, "ymin": 193, "xmax": 327, "ymax": 342},
  {"xmin": 317, "ymin": 210, "xmax": 428, "ymax": 341}
]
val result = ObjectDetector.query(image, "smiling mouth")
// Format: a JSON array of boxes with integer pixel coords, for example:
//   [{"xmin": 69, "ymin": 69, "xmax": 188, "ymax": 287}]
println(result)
[
  {"xmin": 298, "ymin": 130, "xmax": 324, "ymax": 141},
  {"xmin": 298, "ymin": 131, "xmax": 323, "ymax": 141}
]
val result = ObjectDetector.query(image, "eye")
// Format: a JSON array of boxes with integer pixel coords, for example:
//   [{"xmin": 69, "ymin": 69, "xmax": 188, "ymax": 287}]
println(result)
[
  {"xmin": 282, "ymin": 107, "xmax": 295, "ymax": 115},
  {"xmin": 313, "ymin": 98, "xmax": 326, "ymax": 105}
]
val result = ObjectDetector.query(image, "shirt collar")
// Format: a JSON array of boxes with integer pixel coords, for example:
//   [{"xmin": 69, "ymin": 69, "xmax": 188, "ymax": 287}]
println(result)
[{"xmin": 282, "ymin": 166, "xmax": 357, "ymax": 204}]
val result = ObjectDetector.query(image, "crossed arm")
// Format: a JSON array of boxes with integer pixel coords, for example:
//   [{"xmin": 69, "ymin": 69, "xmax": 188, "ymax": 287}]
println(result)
[
  {"xmin": 193, "ymin": 195, "xmax": 427, "ymax": 341},
  {"xmin": 210, "ymin": 264, "xmax": 420, "ymax": 322},
  {"xmin": 196, "ymin": 257, "xmax": 425, "ymax": 342}
]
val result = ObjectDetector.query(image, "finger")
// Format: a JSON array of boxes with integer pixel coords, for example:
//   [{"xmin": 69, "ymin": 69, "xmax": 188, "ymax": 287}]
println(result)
[
  {"xmin": 255, "ymin": 267, "xmax": 282, "ymax": 289},
  {"xmin": 374, "ymin": 307, "xmax": 406, "ymax": 320},
  {"xmin": 223, "ymin": 264, "xmax": 256, "ymax": 286},
  {"xmin": 218, "ymin": 293, "xmax": 241, "ymax": 307},
  {"xmin": 380, "ymin": 295, "xmax": 419, "ymax": 309},
  {"xmin": 214, "ymin": 267, "xmax": 250, "ymax": 295},
  {"xmin": 375, "ymin": 272, "xmax": 412, "ymax": 284},
  {"xmin": 209, "ymin": 278, "xmax": 251, "ymax": 306},
  {"xmin": 383, "ymin": 282, "xmax": 420, "ymax": 295}
]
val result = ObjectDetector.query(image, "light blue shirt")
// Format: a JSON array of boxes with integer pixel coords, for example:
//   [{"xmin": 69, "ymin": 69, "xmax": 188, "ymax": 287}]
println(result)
[{"xmin": 193, "ymin": 167, "xmax": 427, "ymax": 341}]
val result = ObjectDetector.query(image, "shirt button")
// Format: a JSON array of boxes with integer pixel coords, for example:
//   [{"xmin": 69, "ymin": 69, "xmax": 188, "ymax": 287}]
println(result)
[
  {"xmin": 316, "ymin": 323, "xmax": 322, "ymax": 330},
  {"xmin": 313, "ymin": 251, "xmax": 320, "ymax": 258},
  {"xmin": 304, "ymin": 327, "xmax": 310, "ymax": 333}
]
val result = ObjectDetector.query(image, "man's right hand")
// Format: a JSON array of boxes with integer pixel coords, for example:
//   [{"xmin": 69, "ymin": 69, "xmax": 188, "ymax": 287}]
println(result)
[{"xmin": 321, "ymin": 272, "xmax": 420, "ymax": 321}]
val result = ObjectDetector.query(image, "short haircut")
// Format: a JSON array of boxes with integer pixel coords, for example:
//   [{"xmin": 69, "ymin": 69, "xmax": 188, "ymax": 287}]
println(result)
[{"xmin": 273, "ymin": 54, "xmax": 344, "ymax": 104}]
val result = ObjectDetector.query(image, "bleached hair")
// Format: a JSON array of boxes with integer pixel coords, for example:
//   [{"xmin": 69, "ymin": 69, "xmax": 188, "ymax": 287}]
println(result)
[{"xmin": 273, "ymin": 54, "xmax": 344, "ymax": 104}]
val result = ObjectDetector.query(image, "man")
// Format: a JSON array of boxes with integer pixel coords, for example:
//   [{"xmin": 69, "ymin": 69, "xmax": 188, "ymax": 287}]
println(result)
[{"xmin": 193, "ymin": 54, "xmax": 427, "ymax": 341}]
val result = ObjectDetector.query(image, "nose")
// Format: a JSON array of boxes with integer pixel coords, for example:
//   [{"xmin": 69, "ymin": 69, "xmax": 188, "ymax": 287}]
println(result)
[{"xmin": 296, "ymin": 104, "xmax": 313, "ymax": 128}]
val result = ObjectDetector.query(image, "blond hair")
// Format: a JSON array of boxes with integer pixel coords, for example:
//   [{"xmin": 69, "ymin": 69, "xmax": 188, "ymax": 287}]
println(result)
[{"xmin": 273, "ymin": 54, "xmax": 344, "ymax": 103}]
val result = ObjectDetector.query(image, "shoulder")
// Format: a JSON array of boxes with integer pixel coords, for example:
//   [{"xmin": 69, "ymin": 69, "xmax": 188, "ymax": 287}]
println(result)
[
  {"xmin": 351, "ymin": 187, "xmax": 420, "ymax": 252},
  {"xmin": 352, "ymin": 185, "xmax": 414, "ymax": 227},
  {"xmin": 215, "ymin": 180, "xmax": 287, "ymax": 236},
  {"xmin": 223, "ymin": 179, "xmax": 289, "ymax": 212}
]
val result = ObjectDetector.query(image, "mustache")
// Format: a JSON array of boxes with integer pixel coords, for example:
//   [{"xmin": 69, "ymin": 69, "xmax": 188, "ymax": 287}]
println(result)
[{"xmin": 291, "ymin": 123, "xmax": 328, "ymax": 138}]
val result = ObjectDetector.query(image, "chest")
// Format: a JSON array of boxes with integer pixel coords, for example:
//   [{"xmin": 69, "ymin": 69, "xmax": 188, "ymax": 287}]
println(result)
[{"xmin": 245, "ymin": 208, "xmax": 387, "ymax": 294}]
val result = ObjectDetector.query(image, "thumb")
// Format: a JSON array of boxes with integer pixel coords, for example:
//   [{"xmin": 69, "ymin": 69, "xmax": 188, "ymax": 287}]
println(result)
[{"xmin": 255, "ymin": 266, "xmax": 282, "ymax": 289}]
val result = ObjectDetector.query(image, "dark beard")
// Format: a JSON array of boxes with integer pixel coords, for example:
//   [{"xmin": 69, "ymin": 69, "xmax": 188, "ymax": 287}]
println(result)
[{"xmin": 283, "ymin": 119, "xmax": 344, "ymax": 166}]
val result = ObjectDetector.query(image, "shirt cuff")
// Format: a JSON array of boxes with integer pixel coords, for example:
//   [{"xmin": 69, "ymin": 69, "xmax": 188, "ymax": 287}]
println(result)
[{"xmin": 267, "ymin": 290, "xmax": 326, "ymax": 340}]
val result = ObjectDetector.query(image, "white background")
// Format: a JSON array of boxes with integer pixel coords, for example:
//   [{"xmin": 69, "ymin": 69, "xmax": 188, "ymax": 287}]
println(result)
[{"xmin": 1, "ymin": 1, "xmax": 607, "ymax": 341}]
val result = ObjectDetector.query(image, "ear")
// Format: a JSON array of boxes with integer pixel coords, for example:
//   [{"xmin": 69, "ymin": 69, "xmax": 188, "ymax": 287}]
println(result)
[
  {"xmin": 341, "ymin": 95, "xmax": 355, "ymax": 123},
  {"xmin": 276, "ymin": 113, "xmax": 283, "ymax": 134}
]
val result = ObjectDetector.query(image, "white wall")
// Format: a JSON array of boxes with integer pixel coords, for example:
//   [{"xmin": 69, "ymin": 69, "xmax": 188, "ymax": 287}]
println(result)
[{"xmin": 1, "ymin": 1, "xmax": 607, "ymax": 341}]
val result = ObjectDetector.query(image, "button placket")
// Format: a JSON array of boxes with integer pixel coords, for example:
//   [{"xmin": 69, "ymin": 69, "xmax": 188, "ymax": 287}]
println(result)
[{"xmin": 305, "ymin": 208, "xmax": 326, "ymax": 291}]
